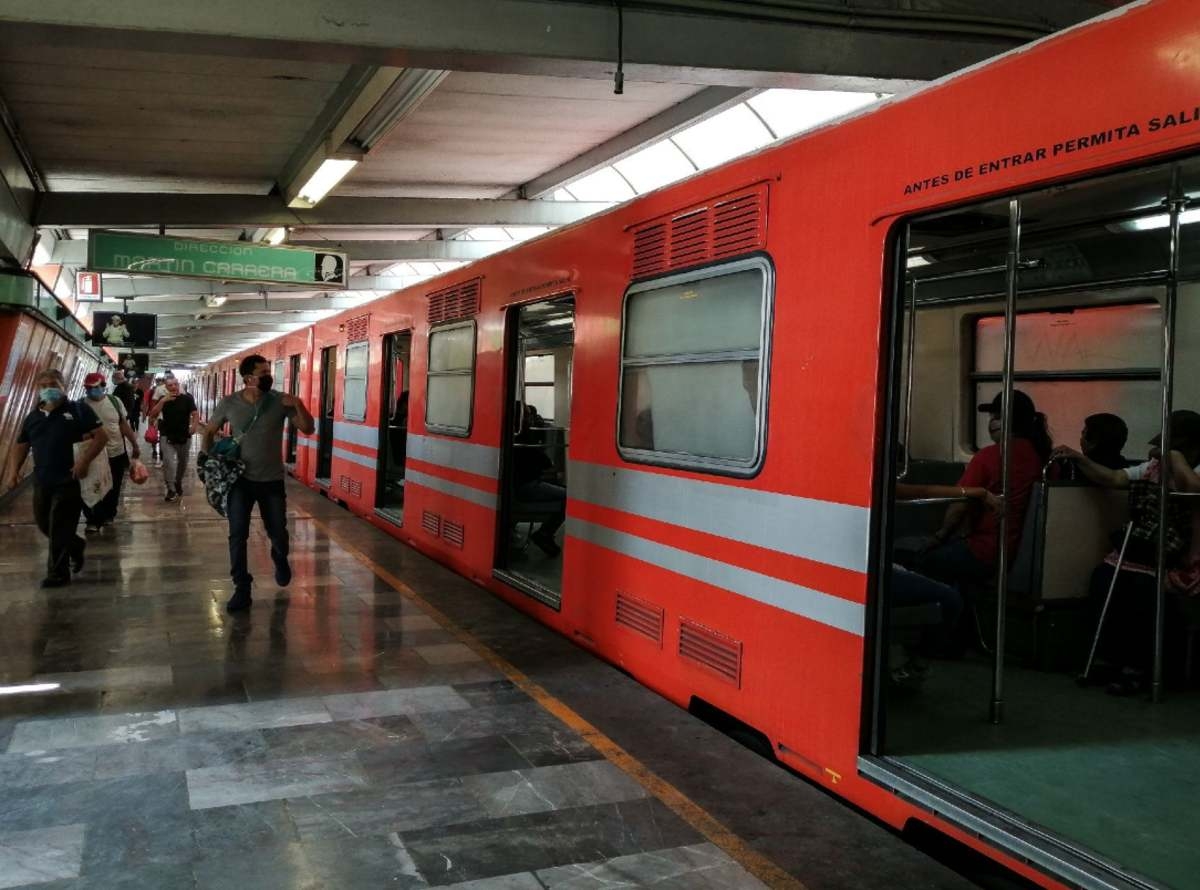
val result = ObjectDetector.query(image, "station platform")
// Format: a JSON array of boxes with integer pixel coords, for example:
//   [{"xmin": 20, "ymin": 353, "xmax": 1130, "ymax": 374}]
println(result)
[{"xmin": 0, "ymin": 472, "xmax": 975, "ymax": 890}]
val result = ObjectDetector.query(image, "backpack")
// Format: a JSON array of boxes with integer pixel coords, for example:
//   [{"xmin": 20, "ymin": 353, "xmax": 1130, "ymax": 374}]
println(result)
[{"xmin": 1122, "ymin": 464, "xmax": 1191, "ymax": 567}]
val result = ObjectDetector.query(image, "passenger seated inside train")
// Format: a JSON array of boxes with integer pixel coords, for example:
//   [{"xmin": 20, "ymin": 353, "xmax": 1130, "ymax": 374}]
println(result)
[
  {"xmin": 916, "ymin": 389, "xmax": 1051, "ymax": 593},
  {"xmin": 1056, "ymin": 412, "xmax": 1130, "ymax": 479},
  {"xmin": 1052, "ymin": 409, "xmax": 1200, "ymax": 695},
  {"xmin": 512, "ymin": 405, "xmax": 566, "ymax": 557}
]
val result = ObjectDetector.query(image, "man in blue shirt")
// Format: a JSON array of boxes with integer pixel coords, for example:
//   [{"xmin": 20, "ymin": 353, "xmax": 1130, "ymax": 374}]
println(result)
[{"xmin": 5, "ymin": 369, "xmax": 108, "ymax": 586}]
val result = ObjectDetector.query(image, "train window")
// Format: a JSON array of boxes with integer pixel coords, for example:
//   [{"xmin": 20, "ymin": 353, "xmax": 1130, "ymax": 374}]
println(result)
[
  {"xmin": 618, "ymin": 256, "xmax": 772, "ymax": 475},
  {"xmin": 971, "ymin": 303, "xmax": 1162, "ymax": 451},
  {"xmin": 425, "ymin": 320, "xmax": 476, "ymax": 436},
  {"xmin": 342, "ymin": 342, "xmax": 369, "ymax": 422}
]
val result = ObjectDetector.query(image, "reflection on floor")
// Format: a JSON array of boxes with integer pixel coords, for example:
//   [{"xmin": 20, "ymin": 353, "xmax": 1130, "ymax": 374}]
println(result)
[
  {"xmin": 505, "ymin": 522, "xmax": 563, "ymax": 594},
  {"xmin": 888, "ymin": 656, "xmax": 1200, "ymax": 889},
  {"xmin": 0, "ymin": 475, "xmax": 764, "ymax": 889}
]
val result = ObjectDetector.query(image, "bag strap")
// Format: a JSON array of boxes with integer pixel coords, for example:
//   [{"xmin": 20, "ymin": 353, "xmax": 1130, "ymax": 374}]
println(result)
[
  {"xmin": 232, "ymin": 392, "xmax": 272, "ymax": 444},
  {"xmin": 107, "ymin": 394, "xmax": 129, "ymax": 456}
]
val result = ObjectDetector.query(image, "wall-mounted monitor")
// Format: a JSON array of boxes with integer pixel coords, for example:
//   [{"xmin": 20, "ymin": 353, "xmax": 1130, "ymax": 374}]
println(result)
[
  {"xmin": 118, "ymin": 353, "xmax": 150, "ymax": 378},
  {"xmin": 91, "ymin": 312, "xmax": 157, "ymax": 349}
]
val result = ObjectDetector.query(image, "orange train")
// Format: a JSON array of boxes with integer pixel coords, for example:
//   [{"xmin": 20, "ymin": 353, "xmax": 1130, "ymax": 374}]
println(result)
[{"xmin": 199, "ymin": 3, "xmax": 1200, "ymax": 887}]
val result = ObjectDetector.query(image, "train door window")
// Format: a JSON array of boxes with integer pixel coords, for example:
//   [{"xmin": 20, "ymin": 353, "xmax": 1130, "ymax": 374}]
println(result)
[
  {"xmin": 377, "ymin": 331, "xmax": 412, "ymax": 521},
  {"xmin": 343, "ymin": 342, "xmax": 369, "ymax": 422},
  {"xmin": 316, "ymin": 345, "xmax": 337, "ymax": 482},
  {"xmin": 874, "ymin": 156, "xmax": 1200, "ymax": 890},
  {"xmin": 425, "ymin": 321, "xmax": 475, "ymax": 436},
  {"xmin": 495, "ymin": 297, "xmax": 574, "ymax": 608},
  {"xmin": 286, "ymin": 354, "xmax": 301, "ymax": 465},
  {"xmin": 618, "ymin": 256, "xmax": 772, "ymax": 476}
]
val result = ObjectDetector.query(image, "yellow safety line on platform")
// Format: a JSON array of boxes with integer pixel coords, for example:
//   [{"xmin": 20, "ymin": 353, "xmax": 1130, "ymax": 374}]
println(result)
[{"xmin": 309, "ymin": 514, "xmax": 806, "ymax": 890}]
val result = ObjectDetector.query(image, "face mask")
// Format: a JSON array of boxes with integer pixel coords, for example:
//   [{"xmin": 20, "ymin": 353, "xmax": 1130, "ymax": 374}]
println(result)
[
  {"xmin": 257, "ymin": 375, "xmax": 273, "ymax": 392},
  {"xmin": 40, "ymin": 387, "xmax": 63, "ymax": 404},
  {"xmin": 87, "ymin": 387, "xmax": 104, "ymax": 400}
]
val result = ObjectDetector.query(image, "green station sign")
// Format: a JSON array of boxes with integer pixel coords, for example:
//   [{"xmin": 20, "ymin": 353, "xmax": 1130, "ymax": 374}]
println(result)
[{"xmin": 87, "ymin": 230, "xmax": 348, "ymax": 289}]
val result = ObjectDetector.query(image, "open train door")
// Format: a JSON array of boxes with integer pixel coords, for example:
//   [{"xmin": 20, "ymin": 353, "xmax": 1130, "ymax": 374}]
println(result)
[
  {"xmin": 376, "ymin": 331, "xmax": 411, "ymax": 523},
  {"xmin": 494, "ymin": 296, "xmax": 575, "ymax": 609},
  {"xmin": 316, "ymin": 345, "xmax": 336, "ymax": 483}
]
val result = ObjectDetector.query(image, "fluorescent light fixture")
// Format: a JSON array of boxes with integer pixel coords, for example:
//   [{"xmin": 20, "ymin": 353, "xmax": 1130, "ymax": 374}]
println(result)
[
  {"xmin": 263, "ymin": 227, "xmax": 287, "ymax": 245},
  {"xmin": 205, "ymin": 295, "xmax": 228, "ymax": 308},
  {"xmin": 0, "ymin": 682, "xmax": 60, "ymax": 696},
  {"xmin": 294, "ymin": 158, "xmax": 358, "ymax": 208},
  {"xmin": 1121, "ymin": 207, "xmax": 1200, "ymax": 231},
  {"xmin": 906, "ymin": 255, "xmax": 932, "ymax": 268}
]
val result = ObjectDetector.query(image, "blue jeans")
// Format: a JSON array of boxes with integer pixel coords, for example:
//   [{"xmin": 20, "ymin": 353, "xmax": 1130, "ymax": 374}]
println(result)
[
  {"xmin": 227, "ymin": 478, "xmax": 289, "ymax": 592},
  {"xmin": 919, "ymin": 537, "xmax": 993, "ymax": 592},
  {"xmin": 892, "ymin": 566, "xmax": 964, "ymax": 637}
]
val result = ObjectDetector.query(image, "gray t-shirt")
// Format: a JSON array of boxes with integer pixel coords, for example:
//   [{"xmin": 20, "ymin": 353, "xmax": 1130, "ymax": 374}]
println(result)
[{"xmin": 212, "ymin": 391, "xmax": 296, "ymax": 482}]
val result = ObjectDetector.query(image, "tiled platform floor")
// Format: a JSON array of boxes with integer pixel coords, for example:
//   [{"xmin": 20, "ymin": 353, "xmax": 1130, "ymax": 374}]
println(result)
[{"xmin": 0, "ymin": 467, "xmax": 974, "ymax": 889}]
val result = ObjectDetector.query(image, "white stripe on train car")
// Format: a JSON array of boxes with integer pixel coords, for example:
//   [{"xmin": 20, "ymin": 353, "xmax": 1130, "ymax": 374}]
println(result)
[
  {"xmin": 406, "ymin": 468, "xmax": 497, "ymax": 510},
  {"xmin": 568, "ymin": 517, "xmax": 865, "ymax": 637},
  {"xmin": 569, "ymin": 460, "xmax": 870, "ymax": 574},
  {"xmin": 407, "ymin": 433, "xmax": 499, "ymax": 480},
  {"xmin": 333, "ymin": 421, "xmax": 378, "ymax": 450},
  {"xmin": 332, "ymin": 446, "xmax": 375, "ymax": 469}
]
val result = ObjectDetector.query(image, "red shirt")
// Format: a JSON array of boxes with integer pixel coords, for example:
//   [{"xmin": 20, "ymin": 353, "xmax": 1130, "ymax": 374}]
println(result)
[{"xmin": 959, "ymin": 438, "xmax": 1043, "ymax": 565}]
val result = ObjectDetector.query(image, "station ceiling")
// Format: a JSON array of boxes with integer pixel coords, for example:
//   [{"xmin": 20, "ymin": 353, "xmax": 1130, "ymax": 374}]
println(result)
[{"xmin": 0, "ymin": 0, "xmax": 1126, "ymax": 368}]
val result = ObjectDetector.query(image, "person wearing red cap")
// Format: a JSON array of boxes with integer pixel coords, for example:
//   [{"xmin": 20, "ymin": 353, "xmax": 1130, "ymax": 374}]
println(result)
[{"xmin": 81, "ymin": 371, "xmax": 141, "ymax": 533}]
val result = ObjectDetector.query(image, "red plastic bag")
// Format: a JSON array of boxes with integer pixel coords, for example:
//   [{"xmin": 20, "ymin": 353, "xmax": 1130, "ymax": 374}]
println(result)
[
  {"xmin": 128, "ymin": 459, "xmax": 150, "ymax": 485},
  {"xmin": 144, "ymin": 425, "xmax": 160, "ymax": 445}
]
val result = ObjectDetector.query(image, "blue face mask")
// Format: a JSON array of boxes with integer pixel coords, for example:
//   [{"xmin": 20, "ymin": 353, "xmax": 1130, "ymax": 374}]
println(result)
[
  {"xmin": 40, "ymin": 387, "xmax": 63, "ymax": 404},
  {"xmin": 87, "ymin": 387, "xmax": 104, "ymax": 400}
]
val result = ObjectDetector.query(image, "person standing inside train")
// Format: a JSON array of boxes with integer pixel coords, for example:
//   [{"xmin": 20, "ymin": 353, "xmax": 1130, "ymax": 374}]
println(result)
[
  {"xmin": 201, "ymin": 354, "xmax": 314, "ymax": 613},
  {"xmin": 4, "ymin": 369, "xmax": 108, "ymax": 587},
  {"xmin": 80, "ymin": 371, "xmax": 141, "ymax": 533},
  {"xmin": 148, "ymin": 378, "xmax": 199, "ymax": 503}
]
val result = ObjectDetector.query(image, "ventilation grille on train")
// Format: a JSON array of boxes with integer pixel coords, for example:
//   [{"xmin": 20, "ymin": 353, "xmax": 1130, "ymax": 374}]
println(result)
[
  {"xmin": 441, "ymin": 519, "xmax": 465, "ymax": 549},
  {"xmin": 427, "ymin": 278, "xmax": 481, "ymax": 324},
  {"xmin": 345, "ymin": 314, "xmax": 370, "ymax": 343},
  {"xmin": 421, "ymin": 510, "xmax": 441, "ymax": 536},
  {"xmin": 678, "ymin": 618, "xmax": 742, "ymax": 687},
  {"xmin": 615, "ymin": 591, "xmax": 664, "ymax": 647},
  {"xmin": 338, "ymin": 475, "xmax": 363, "ymax": 498},
  {"xmin": 630, "ymin": 184, "xmax": 768, "ymax": 279}
]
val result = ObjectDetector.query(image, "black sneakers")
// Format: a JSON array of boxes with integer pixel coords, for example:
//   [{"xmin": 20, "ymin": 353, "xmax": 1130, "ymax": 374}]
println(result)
[
  {"xmin": 225, "ymin": 588, "xmax": 252, "ymax": 613},
  {"xmin": 274, "ymin": 560, "xmax": 292, "ymax": 588},
  {"xmin": 41, "ymin": 575, "xmax": 70, "ymax": 588},
  {"xmin": 165, "ymin": 492, "xmax": 178, "ymax": 503},
  {"xmin": 69, "ymin": 546, "xmax": 85, "ymax": 574}
]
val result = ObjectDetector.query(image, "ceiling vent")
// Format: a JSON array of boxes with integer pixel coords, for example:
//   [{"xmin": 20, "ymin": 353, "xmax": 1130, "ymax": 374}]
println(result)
[
  {"xmin": 630, "ymin": 183, "xmax": 768, "ymax": 279},
  {"xmin": 428, "ymin": 278, "xmax": 481, "ymax": 325},
  {"xmin": 678, "ymin": 618, "xmax": 742, "ymax": 687},
  {"xmin": 345, "ymin": 314, "xmax": 370, "ymax": 343}
]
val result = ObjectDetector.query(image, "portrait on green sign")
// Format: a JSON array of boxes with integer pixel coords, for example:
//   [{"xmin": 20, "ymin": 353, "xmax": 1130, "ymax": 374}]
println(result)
[{"xmin": 315, "ymin": 253, "xmax": 345, "ymax": 284}]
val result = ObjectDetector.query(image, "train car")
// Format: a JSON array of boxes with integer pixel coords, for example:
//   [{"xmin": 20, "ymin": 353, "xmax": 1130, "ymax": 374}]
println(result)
[
  {"xmin": 0, "ymin": 271, "xmax": 110, "ymax": 498},
  {"xmin": 205, "ymin": 3, "xmax": 1200, "ymax": 887}
]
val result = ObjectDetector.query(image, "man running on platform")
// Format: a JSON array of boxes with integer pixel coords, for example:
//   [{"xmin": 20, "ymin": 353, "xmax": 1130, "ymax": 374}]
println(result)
[{"xmin": 201, "ymin": 354, "xmax": 314, "ymax": 613}]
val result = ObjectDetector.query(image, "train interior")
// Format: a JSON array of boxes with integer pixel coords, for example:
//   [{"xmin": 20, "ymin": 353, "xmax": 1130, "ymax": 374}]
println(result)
[
  {"xmin": 316, "ymin": 344, "xmax": 337, "ymax": 484},
  {"xmin": 878, "ymin": 155, "xmax": 1200, "ymax": 888},
  {"xmin": 377, "ymin": 331, "xmax": 412, "ymax": 523},
  {"xmin": 496, "ymin": 297, "xmax": 574, "ymax": 608}
]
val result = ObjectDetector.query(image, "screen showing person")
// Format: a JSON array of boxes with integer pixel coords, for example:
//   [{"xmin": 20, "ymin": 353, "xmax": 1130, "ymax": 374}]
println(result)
[
  {"xmin": 91, "ymin": 313, "xmax": 157, "ymax": 349},
  {"xmin": 119, "ymin": 352, "xmax": 150, "ymax": 377}
]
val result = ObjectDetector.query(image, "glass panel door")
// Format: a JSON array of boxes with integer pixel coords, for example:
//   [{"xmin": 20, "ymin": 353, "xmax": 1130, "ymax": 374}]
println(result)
[{"xmin": 494, "ymin": 297, "xmax": 574, "ymax": 608}]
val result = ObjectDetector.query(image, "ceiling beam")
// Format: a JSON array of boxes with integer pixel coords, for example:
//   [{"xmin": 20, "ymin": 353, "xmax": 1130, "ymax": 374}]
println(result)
[
  {"xmin": 278, "ymin": 66, "xmax": 398, "ymax": 208},
  {"xmin": 287, "ymin": 239, "xmax": 498, "ymax": 263},
  {"xmin": 35, "ymin": 194, "xmax": 611, "ymax": 229},
  {"xmin": 92, "ymin": 275, "xmax": 412, "ymax": 299},
  {"xmin": 520, "ymin": 86, "xmax": 753, "ymax": 198},
  {"xmin": 0, "ymin": 0, "xmax": 1108, "ymax": 90},
  {"xmin": 0, "ymin": 105, "xmax": 36, "ymax": 265}
]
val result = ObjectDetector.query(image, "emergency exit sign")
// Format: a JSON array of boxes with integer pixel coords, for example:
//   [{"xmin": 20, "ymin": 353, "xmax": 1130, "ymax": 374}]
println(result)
[{"xmin": 87, "ymin": 230, "xmax": 348, "ymax": 289}]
